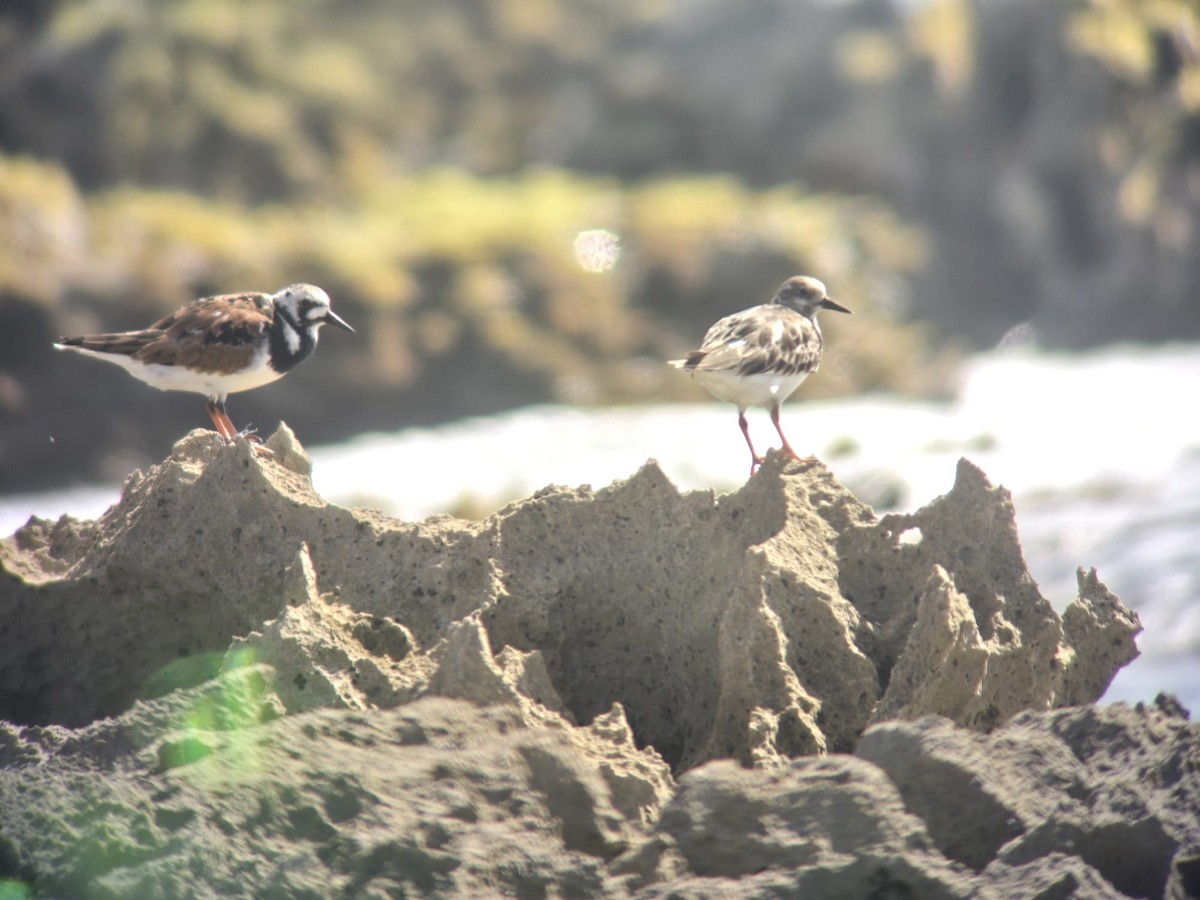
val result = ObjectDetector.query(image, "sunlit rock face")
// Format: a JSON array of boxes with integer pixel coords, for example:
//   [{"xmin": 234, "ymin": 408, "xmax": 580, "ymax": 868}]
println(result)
[{"xmin": 1, "ymin": 427, "xmax": 1190, "ymax": 899}]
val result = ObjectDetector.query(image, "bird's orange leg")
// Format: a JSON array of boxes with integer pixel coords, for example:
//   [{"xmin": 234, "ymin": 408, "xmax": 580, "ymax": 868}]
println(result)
[
  {"xmin": 770, "ymin": 404, "xmax": 816, "ymax": 465},
  {"xmin": 206, "ymin": 397, "xmax": 270, "ymax": 452},
  {"xmin": 739, "ymin": 410, "xmax": 765, "ymax": 475},
  {"xmin": 206, "ymin": 397, "xmax": 238, "ymax": 441}
]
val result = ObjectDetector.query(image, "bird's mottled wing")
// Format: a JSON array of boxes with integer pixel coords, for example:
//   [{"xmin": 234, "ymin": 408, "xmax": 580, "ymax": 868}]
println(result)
[
  {"xmin": 134, "ymin": 293, "xmax": 274, "ymax": 374},
  {"xmin": 682, "ymin": 305, "xmax": 822, "ymax": 377}
]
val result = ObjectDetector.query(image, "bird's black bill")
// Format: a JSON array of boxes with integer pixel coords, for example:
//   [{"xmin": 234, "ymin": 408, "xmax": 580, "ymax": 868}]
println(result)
[
  {"xmin": 325, "ymin": 311, "xmax": 355, "ymax": 333},
  {"xmin": 820, "ymin": 297, "xmax": 852, "ymax": 314}
]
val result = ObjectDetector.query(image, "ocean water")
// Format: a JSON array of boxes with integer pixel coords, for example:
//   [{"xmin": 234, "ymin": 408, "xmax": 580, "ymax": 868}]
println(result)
[{"xmin": 3, "ymin": 343, "xmax": 1198, "ymax": 711}]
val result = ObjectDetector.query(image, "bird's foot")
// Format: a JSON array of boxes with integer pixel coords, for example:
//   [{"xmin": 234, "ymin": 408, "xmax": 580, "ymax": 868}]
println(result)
[
  {"xmin": 784, "ymin": 452, "xmax": 819, "ymax": 468},
  {"xmin": 777, "ymin": 444, "xmax": 819, "ymax": 467},
  {"xmin": 754, "ymin": 447, "xmax": 819, "ymax": 473},
  {"xmin": 213, "ymin": 425, "xmax": 273, "ymax": 456},
  {"xmin": 242, "ymin": 427, "xmax": 274, "ymax": 455},
  {"xmin": 238, "ymin": 427, "xmax": 276, "ymax": 456}
]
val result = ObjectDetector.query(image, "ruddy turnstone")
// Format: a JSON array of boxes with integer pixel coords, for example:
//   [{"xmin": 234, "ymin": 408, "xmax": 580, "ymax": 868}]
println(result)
[
  {"xmin": 55, "ymin": 284, "xmax": 353, "ymax": 443},
  {"xmin": 669, "ymin": 275, "xmax": 850, "ymax": 474}
]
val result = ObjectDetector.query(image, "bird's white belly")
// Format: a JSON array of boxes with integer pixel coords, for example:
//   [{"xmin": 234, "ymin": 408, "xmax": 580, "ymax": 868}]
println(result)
[
  {"xmin": 693, "ymin": 370, "xmax": 810, "ymax": 410},
  {"xmin": 68, "ymin": 345, "xmax": 281, "ymax": 398}
]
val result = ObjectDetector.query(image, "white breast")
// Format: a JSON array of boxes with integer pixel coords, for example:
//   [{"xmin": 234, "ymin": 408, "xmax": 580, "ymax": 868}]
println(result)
[
  {"xmin": 693, "ymin": 369, "xmax": 811, "ymax": 410},
  {"xmin": 64, "ymin": 343, "xmax": 281, "ymax": 398}
]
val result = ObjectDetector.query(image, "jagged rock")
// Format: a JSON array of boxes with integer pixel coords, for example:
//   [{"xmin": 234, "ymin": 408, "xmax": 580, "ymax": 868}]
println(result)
[
  {"xmin": 1, "ymin": 430, "xmax": 1138, "ymax": 763},
  {"xmin": 224, "ymin": 544, "xmax": 428, "ymax": 713},
  {"xmin": 856, "ymin": 699, "xmax": 1200, "ymax": 899},
  {"xmin": 0, "ymin": 688, "xmax": 670, "ymax": 898},
  {"xmin": 648, "ymin": 755, "xmax": 975, "ymax": 897},
  {"xmin": 0, "ymin": 429, "xmax": 1193, "ymax": 898},
  {"xmin": 838, "ymin": 458, "xmax": 1142, "ymax": 730},
  {"xmin": 426, "ymin": 615, "xmax": 571, "ymax": 724},
  {"xmin": 2, "ymin": 682, "xmax": 1195, "ymax": 898}
]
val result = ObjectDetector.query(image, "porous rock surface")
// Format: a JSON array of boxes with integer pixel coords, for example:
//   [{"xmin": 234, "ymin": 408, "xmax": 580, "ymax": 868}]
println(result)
[{"xmin": 0, "ymin": 427, "xmax": 1192, "ymax": 898}]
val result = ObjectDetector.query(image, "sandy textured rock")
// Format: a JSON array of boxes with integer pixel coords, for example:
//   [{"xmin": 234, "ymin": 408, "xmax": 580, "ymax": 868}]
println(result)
[
  {"xmin": 0, "ymin": 429, "xmax": 1195, "ymax": 897},
  {"xmin": 2, "ymin": 681, "xmax": 1196, "ymax": 898},
  {"xmin": 0, "ymin": 682, "xmax": 667, "ymax": 898},
  {"xmin": 646, "ymin": 755, "xmax": 975, "ymax": 898},
  {"xmin": 223, "ymin": 543, "xmax": 426, "ymax": 713},
  {"xmin": 857, "ymin": 698, "xmax": 1200, "ymax": 900},
  {"xmin": 837, "ymin": 458, "xmax": 1142, "ymax": 730},
  {"xmin": 1, "ymin": 431, "xmax": 1139, "ymax": 771}
]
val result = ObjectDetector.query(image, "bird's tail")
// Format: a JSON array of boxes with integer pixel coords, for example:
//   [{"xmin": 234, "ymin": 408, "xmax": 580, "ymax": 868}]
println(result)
[
  {"xmin": 54, "ymin": 333, "xmax": 150, "ymax": 355},
  {"xmin": 668, "ymin": 350, "xmax": 707, "ymax": 370}
]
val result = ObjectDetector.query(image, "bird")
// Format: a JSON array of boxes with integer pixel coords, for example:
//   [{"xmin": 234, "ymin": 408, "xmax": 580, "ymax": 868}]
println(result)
[
  {"xmin": 669, "ymin": 275, "xmax": 850, "ymax": 475},
  {"xmin": 55, "ymin": 284, "xmax": 354, "ymax": 444}
]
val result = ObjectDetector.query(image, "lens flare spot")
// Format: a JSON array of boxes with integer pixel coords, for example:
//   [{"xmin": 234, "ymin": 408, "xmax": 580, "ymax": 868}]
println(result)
[{"xmin": 573, "ymin": 229, "xmax": 620, "ymax": 273}]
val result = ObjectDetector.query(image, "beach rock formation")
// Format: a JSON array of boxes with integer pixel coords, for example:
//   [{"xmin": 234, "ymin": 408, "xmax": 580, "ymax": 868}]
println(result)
[{"xmin": 0, "ymin": 427, "xmax": 1191, "ymax": 898}]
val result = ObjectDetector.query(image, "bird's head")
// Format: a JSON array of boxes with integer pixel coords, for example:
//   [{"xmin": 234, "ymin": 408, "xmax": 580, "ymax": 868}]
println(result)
[
  {"xmin": 275, "ymin": 284, "xmax": 354, "ymax": 335},
  {"xmin": 773, "ymin": 276, "xmax": 851, "ymax": 318}
]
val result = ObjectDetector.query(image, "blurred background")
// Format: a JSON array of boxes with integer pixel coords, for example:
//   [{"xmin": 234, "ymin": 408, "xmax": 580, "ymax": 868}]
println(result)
[{"xmin": 0, "ymin": 0, "xmax": 1197, "ymax": 707}]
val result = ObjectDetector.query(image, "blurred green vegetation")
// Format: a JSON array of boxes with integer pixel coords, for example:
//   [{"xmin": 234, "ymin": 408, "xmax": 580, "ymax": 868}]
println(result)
[
  {"xmin": 27, "ymin": 158, "xmax": 953, "ymax": 403},
  {"xmin": 36, "ymin": 0, "xmax": 667, "ymax": 198},
  {"xmin": 1066, "ymin": 0, "xmax": 1200, "ymax": 232}
]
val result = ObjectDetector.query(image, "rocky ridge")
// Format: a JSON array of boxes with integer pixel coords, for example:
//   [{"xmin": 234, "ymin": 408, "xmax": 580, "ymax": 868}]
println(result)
[{"xmin": 0, "ymin": 427, "xmax": 1194, "ymax": 899}]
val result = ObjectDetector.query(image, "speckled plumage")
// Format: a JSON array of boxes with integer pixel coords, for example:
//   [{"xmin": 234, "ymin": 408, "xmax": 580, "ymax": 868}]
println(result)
[
  {"xmin": 670, "ymin": 275, "xmax": 850, "ymax": 474},
  {"xmin": 56, "ymin": 284, "xmax": 353, "ymax": 442}
]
